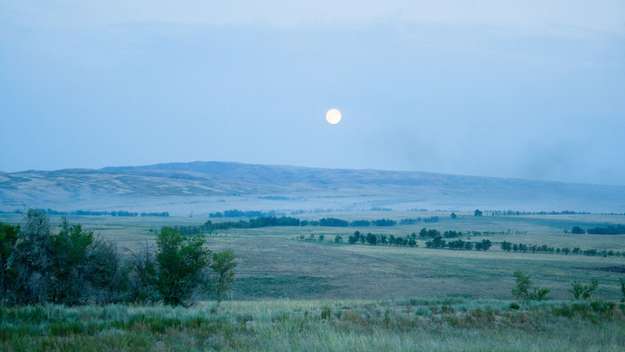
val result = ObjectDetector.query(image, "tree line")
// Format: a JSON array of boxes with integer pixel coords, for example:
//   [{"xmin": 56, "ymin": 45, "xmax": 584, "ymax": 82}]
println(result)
[
  {"xmin": 500, "ymin": 241, "xmax": 625, "ymax": 257},
  {"xmin": 209, "ymin": 209, "xmax": 277, "ymax": 218},
  {"xmin": 1, "ymin": 208, "xmax": 170, "ymax": 217},
  {"xmin": 174, "ymin": 216, "xmax": 443, "ymax": 235},
  {"xmin": 0, "ymin": 210, "xmax": 235, "ymax": 306},
  {"xmin": 569, "ymin": 225, "xmax": 625, "ymax": 235}
]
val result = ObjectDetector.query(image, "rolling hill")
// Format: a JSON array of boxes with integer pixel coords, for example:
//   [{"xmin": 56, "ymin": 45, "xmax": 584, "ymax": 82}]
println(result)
[{"xmin": 1, "ymin": 161, "xmax": 624, "ymax": 213}]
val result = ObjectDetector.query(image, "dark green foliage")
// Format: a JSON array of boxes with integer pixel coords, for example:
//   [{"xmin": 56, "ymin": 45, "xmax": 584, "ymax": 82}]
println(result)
[
  {"xmin": 570, "ymin": 280, "xmax": 599, "ymax": 300},
  {"xmin": 48, "ymin": 220, "xmax": 95, "ymax": 305},
  {"xmin": 319, "ymin": 218, "xmax": 349, "ymax": 227},
  {"xmin": 8, "ymin": 209, "xmax": 53, "ymax": 304},
  {"xmin": 619, "ymin": 279, "xmax": 625, "ymax": 303},
  {"xmin": 586, "ymin": 224, "xmax": 625, "ymax": 235},
  {"xmin": 156, "ymin": 227, "xmax": 211, "ymax": 306},
  {"xmin": 350, "ymin": 220, "xmax": 371, "ymax": 226},
  {"xmin": 87, "ymin": 239, "xmax": 129, "ymax": 304},
  {"xmin": 128, "ymin": 244, "xmax": 160, "ymax": 304},
  {"xmin": 211, "ymin": 250, "xmax": 237, "ymax": 302},
  {"xmin": 0, "ymin": 222, "xmax": 19, "ymax": 304},
  {"xmin": 334, "ymin": 235, "xmax": 343, "ymax": 243},
  {"xmin": 571, "ymin": 226, "xmax": 586, "ymax": 234},
  {"xmin": 474, "ymin": 209, "xmax": 483, "ymax": 217},
  {"xmin": 512, "ymin": 271, "xmax": 550, "ymax": 301}
]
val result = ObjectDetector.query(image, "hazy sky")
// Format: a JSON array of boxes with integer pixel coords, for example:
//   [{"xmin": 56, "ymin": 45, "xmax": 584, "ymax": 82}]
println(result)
[{"xmin": 1, "ymin": 1, "xmax": 625, "ymax": 185}]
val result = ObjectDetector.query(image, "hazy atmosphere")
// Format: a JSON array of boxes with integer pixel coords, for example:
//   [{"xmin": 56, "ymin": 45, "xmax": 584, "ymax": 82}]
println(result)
[
  {"xmin": 2, "ymin": 1, "xmax": 625, "ymax": 185},
  {"xmin": 4, "ymin": 3, "xmax": 625, "ymax": 352}
]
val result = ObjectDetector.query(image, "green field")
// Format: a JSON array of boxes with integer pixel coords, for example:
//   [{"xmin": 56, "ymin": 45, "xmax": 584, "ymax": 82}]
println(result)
[{"xmin": 2, "ymin": 211, "xmax": 625, "ymax": 351}]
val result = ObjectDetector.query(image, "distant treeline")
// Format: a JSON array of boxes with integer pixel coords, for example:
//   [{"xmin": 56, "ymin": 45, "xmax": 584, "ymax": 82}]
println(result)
[
  {"xmin": 0, "ymin": 208, "xmax": 169, "ymax": 217},
  {"xmin": 501, "ymin": 241, "xmax": 625, "ymax": 257},
  {"xmin": 209, "ymin": 209, "xmax": 277, "ymax": 218},
  {"xmin": 569, "ymin": 225, "xmax": 625, "ymax": 235},
  {"xmin": 175, "ymin": 216, "xmax": 441, "ymax": 235},
  {"xmin": 489, "ymin": 210, "xmax": 591, "ymax": 216},
  {"xmin": 300, "ymin": 231, "xmax": 493, "ymax": 251}
]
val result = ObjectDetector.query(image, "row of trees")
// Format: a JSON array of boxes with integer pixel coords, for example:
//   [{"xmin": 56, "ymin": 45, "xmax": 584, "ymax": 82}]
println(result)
[
  {"xmin": 500, "ymin": 241, "xmax": 625, "ymax": 257},
  {"xmin": 425, "ymin": 237, "xmax": 492, "ymax": 251},
  {"xmin": 176, "ymin": 216, "xmax": 446, "ymax": 235},
  {"xmin": 209, "ymin": 209, "xmax": 276, "ymax": 218},
  {"xmin": 0, "ymin": 210, "xmax": 235, "ymax": 306},
  {"xmin": 300, "ymin": 231, "xmax": 494, "ymax": 252},
  {"xmin": 3, "ymin": 208, "xmax": 169, "ymax": 217},
  {"xmin": 569, "ymin": 225, "xmax": 625, "ymax": 235}
]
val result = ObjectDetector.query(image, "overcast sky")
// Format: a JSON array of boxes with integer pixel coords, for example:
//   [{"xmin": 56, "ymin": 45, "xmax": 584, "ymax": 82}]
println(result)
[{"xmin": 1, "ymin": 1, "xmax": 624, "ymax": 185}]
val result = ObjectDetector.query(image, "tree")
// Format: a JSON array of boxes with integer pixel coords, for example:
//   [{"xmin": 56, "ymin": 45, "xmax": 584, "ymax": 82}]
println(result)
[
  {"xmin": 156, "ymin": 227, "xmax": 211, "ymax": 306},
  {"xmin": 512, "ymin": 271, "xmax": 550, "ymax": 301},
  {"xmin": 8, "ymin": 209, "xmax": 53, "ymax": 304},
  {"xmin": 128, "ymin": 243, "xmax": 160, "ymax": 304},
  {"xmin": 450, "ymin": 212, "xmax": 457, "ymax": 219},
  {"xmin": 474, "ymin": 209, "xmax": 483, "ymax": 217},
  {"xmin": 620, "ymin": 278, "xmax": 625, "ymax": 303},
  {"xmin": 210, "ymin": 250, "xmax": 237, "ymax": 303},
  {"xmin": 570, "ymin": 226, "xmax": 586, "ymax": 234},
  {"xmin": 0, "ymin": 223, "xmax": 19, "ymax": 304},
  {"xmin": 569, "ymin": 279, "xmax": 598, "ymax": 300},
  {"xmin": 334, "ymin": 235, "xmax": 343, "ymax": 243},
  {"xmin": 48, "ymin": 220, "xmax": 95, "ymax": 305}
]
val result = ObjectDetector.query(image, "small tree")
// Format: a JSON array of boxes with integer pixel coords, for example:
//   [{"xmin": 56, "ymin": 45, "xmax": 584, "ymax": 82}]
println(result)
[
  {"xmin": 512, "ymin": 271, "xmax": 550, "ymax": 301},
  {"xmin": 334, "ymin": 235, "xmax": 343, "ymax": 244},
  {"xmin": 210, "ymin": 250, "xmax": 237, "ymax": 303},
  {"xmin": 156, "ymin": 227, "xmax": 211, "ymax": 306},
  {"xmin": 569, "ymin": 279, "xmax": 599, "ymax": 300},
  {"xmin": 619, "ymin": 278, "xmax": 625, "ymax": 303}
]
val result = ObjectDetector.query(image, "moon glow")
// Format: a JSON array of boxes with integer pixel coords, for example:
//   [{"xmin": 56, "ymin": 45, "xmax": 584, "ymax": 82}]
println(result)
[{"xmin": 325, "ymin": 108, "xmax": 342, "ymax": 125}]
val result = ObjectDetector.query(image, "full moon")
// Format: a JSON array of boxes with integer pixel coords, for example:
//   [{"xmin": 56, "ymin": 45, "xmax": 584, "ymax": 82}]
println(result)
[{"xmin": 325, "ymin": 108, "xmax": 342, "ymax": 125}]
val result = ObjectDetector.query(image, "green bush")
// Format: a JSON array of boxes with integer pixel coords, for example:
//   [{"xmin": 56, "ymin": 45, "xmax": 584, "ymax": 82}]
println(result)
[
  {"xmin": 210, "ymin": 250, "xmax": 237, "ymax": 303},
  {"xmin": 512, "ymin": 271, "xmax": 550, "ymax": 301},
  {"xmin": 570, "ymin": 280, "xmax": 599, "ymax": 300},
  {"xmin": 156, "ymin": 227, "xmax": 211, "ymax": 306}
]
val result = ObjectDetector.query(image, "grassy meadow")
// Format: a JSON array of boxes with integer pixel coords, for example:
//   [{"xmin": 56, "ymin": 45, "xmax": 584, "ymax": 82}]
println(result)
[{"xmin": 1, "ymin": 210, "xmax": 625, "ymax": 351}]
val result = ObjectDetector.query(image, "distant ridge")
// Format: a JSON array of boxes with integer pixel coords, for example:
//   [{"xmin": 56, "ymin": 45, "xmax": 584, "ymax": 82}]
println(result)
[{"xmin": 1, "ymin": 161, "xmax": 624, "ymax": 212}]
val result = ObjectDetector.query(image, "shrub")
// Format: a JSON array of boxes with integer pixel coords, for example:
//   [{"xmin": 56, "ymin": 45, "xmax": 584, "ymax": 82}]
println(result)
[
  {"xmin": 570, "ymin": 280, "xmax": 599, "ymax": 300},
  {"xmin": 512, "ymin": 271, "xmax": 550, "ymax": 301},
  {"xmin": 620, "ymin": 278, "xmax": 625, "ymax": 303},
  {"xmin": 128, "ymin": 244, "xmax": 160, "ymax": 304},
  {"xmin": 210, "ymin": 250, "xmax": 237, "ymax": 303}
]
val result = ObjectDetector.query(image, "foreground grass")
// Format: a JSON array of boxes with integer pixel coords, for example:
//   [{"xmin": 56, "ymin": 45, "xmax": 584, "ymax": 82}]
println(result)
[{"xmin": 2, "ymin": 299, "xmax": 625, "ymax": 352}]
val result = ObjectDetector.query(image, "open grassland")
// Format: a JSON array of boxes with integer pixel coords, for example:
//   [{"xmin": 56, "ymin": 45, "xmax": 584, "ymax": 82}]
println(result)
[
  {"xmin": 2, "ymin": 299, "xmax": 625, "ymax": 352},
  {"xmin": 1, "ymin": 212, "xmax": 625, "ymax": 300},
  {"xmin": 2, "ymin": 211, "xmax": 625, "ymax": 351}
]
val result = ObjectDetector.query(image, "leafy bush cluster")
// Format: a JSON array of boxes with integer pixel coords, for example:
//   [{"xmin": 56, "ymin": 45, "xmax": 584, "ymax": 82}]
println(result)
[
  {"xmin": 0, "ymin": 210, "xmax": 235, "ymax": 306},
  {"xmin": 500, "ymin": 241, "xmax": 625, "ymax": 257}
]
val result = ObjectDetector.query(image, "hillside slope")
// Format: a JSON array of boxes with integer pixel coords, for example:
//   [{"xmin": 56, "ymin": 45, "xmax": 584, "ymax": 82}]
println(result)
[{"xmin": 1, "ymin": 161, "xmax": 624, "ymax": 212}]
